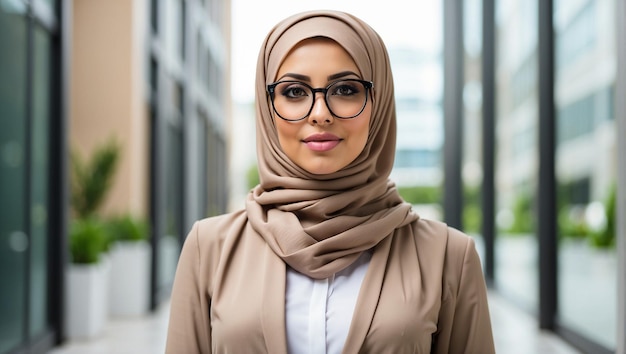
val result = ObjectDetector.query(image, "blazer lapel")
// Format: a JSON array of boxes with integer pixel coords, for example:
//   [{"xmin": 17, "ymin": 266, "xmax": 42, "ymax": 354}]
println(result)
[
  {"xmin": 341, "ymin": 235, "xmax": 393, "ymax": 354},
  {"xmin": 261, "ymin": 244, "xmax": 288, "ymax": 353}
]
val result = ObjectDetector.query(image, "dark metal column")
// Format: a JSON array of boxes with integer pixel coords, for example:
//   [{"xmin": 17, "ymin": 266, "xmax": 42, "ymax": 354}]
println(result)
[
  {"xmin": 481, "ymin": 0, "xmax": 495, "ymax": 285},
  {"xmin": 537, "ymin": 0, "xmax": 557, "ymax": 330},
  {"xmin": 443, "ymin": 0, "xmax": 464, "ymax": 230},
  {"xmin": 50, "ymin": 0, "xmax": 71, "ymax": 343},
  {"xmin": 149, "ymin": 78, "xmax": 166, "ymax": 310}
]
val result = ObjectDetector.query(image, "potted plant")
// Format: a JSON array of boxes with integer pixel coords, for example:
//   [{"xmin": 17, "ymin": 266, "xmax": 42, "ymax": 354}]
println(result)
[
  {"xmin": 106, "ymin": 214, "xmax": 151, "ymax": 317},
  {"xmin": 65, "ymin": 139, "xmax": 119, "ymax": 339},
  {"xmin": 65, "ymin": 217, "xmax": 108, "ymax": 339}
]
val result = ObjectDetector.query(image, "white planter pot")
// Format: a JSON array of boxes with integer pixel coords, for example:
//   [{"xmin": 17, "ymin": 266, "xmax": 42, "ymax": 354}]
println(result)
[
  {"xmin": 101, "ymin": 253, "xmax": 111, "ymax": 322},
  {"xmin": 64, "ymin": 262, "xmax": 108, "ymax": 339},
  {"xmin": 109, "ymin": 240, "xmax": 151, "ymax": 317}
]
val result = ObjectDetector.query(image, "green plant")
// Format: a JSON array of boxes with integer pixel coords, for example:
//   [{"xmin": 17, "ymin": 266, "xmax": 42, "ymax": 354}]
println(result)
[
  {"xmin": 397, "ymin": 185, "xmax": 441, "ymax": 205},
  {"xmin": 557, "ymin": 205, "xmax": 588, "ymax": 239},
  {"xmin": 506, "ymin": 193, "xmax": 534, "ymax": 234},
  {"xmin": 557, "ymin": 180, "xmax": 589, "ymax": 240},
  {"xmin": 463, "ymin": 185, "xmax": 481, "ymax": 234},
  {"xmin": 589, "ymin": 185, "xmax": 616, "ymax": 248},
  {"xmin": 105, "ymin": 214, "xmax": 149, "ymax": 243},
  {"xmin": 69, "ymin": 217, "xmax": 107, "ymax": 264},
  {"xmin": 246, "ymin": 164, "xmax": 260, "ymax": 190},
  {"xmin": 69, "ymin": 138, "xmax": 121, "ymax": 263},
  {"xmin": 71, "ymin": 139, "xmax": 120, "ymax": 218}
]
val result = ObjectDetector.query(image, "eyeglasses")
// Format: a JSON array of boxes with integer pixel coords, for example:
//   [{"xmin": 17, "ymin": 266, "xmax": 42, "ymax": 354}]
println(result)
[{"xmin": 267, "ymin": 79, "xmax": 374, "ymax": 121}]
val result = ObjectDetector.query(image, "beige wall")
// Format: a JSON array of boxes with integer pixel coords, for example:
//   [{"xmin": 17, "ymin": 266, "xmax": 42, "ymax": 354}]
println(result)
[{"xmin": 70, "ymin": 0, "xmax": 148, "ymax": 217}]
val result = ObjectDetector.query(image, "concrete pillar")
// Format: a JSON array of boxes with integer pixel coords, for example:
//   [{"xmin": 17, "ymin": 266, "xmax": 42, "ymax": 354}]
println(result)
[{"xmin": 70, "ymin": 0, "xmax": 149, "ymax": 217}]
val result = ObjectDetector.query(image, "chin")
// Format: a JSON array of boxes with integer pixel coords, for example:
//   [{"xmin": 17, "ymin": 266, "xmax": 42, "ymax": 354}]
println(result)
[
  {"xmin": 304, "ymin": 167, "xmax": 338, "ymax": 175},
  {"xmin": 301, "ymin": 163, "xmax": 342, "ymax": 176}
]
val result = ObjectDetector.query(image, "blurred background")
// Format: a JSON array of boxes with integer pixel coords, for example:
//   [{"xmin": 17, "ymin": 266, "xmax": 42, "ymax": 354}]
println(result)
[{"xmin": 0, "ymin": 0, "xmax": 625, "ymax": 353}]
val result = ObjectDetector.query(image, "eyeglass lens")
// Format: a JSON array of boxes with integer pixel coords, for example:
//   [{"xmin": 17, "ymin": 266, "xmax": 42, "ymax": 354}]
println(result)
[{"xmin": 271, "ymin": 80, "xmax": 368, "ymax": 121}]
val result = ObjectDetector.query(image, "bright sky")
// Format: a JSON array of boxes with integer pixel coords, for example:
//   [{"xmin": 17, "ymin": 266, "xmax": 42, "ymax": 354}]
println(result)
[{"xmin": 230, "ymin": 0, "xmax": 442, "ymax": 102}]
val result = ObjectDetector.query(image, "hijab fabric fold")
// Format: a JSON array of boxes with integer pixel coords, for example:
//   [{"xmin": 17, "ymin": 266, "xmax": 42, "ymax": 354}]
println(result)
[{"xmin": 245, "ymin": 10, "xmax": 418, "ymax": 279}]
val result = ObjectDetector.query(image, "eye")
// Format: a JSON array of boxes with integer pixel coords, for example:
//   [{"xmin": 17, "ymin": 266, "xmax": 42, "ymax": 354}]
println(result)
[
  {"xmin": 279, "ymin": 83, "xmax": 310, "ymax": 99},
  {"xmin": 330, "ymin": 81, "xmax": 362, "ymax": 96}
]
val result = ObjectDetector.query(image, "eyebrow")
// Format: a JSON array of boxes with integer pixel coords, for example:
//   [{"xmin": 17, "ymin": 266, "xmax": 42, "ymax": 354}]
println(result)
[{"xmin": 276, "ymin": 71, "xmax": 361, "ymax": 82}]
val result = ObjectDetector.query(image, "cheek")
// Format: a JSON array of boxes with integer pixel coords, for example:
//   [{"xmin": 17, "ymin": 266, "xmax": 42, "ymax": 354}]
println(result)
[
  {"xmin": 354, "ymin": 111, "xmax": 372, "ymax": 148},
  {"xmin": 274, "ymin": 119, "xmax": 300, "ymax": 150},
  {"xmin": 354, "ymin": 121, "xmax": 370, "ymax": 151}
]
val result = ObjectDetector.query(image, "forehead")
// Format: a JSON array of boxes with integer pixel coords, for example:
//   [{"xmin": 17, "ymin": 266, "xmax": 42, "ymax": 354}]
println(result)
[{"xmin": 276, "ymin": 38, "xmax": 360, "ymax": 80}]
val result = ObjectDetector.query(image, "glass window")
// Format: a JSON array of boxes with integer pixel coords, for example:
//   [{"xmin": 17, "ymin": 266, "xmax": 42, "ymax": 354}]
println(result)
[
  {"xmin": 180, "ymin": 0, "xmax": 186, "ymax": 60},
  {"xmin": 494, "ymin": 0, "xmax": 539, "ymax": 311},
  {"xmin": 29, "ymin": 26, "xmax": 51, "ymax": 338},
  {"xmin": 555, "ymin": 0, "xmax": 618, "ymax": 350},
  {"xmin": 198, "ymin": 111, "xmax": 209, "ymax": 216},
  {"xmin": 555, "ymin": 0, "xmax": 596, "ymax": 68},
  {"xmin": 196, "ymin": 32, "xmax": 204, "ymax": 87},
  {"xmin": 160, "ymin": 118, "xmax": 183, "ymax": 291},
  {"xmin": 206, "ymin": 123, "xmax": 219, "ymax": 216},
  {"xmin": 0, "ymin": 5, "xmax": 28, "ymax": 352},
  {"xmin": 149, "ymin": 60, "xmax": 182, "ymax": 303},
  {"xmin": 37, "ymin": 0, "xmax": 56, "ymax": 7},
  {"xmin": 151, "ymin": 0, "xmax": 159, "ymax": 34},
  {"xmin": 32, "ymin": 0, "xmax": 56, "ymax": 28},
  {"xmin": 389, "ymin": 27, "xmax": 444, "ymax": 220},
  {"xmin": 462, "ymin": 0, "xmax": 484, "ymax": 240},
  {"xmin": 164, "ymin": 0, "xmax": 182, "ymax": 62}
]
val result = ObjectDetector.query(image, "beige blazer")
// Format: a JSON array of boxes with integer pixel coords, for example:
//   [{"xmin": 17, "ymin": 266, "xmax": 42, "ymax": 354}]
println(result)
[{"xmin": 166, "ymin": 211, "xmax": 495, "ymax": 353}]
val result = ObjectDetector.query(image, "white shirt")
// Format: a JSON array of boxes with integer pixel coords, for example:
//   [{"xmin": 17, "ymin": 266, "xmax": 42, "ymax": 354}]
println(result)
[{"xmin": 285, "ymin": 251, "xmax": 372, "ymax": 354}]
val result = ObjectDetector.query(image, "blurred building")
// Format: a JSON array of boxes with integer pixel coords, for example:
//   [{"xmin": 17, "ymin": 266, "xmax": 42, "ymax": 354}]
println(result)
[
  {"xmin": 492, "ymin": 0, "xmax": 616, "ymax": 220},
  {"xmin": 0, "ymin": 0, "xmax": 230, "ymax": 352},
  {"xmin": 228, "ymin": 99, "xmax": 256, "ymax": 211},
  {"xmin": 389, "ymin": 47, "xmax": 444, "ymax": 220},
  {"xmin": 467, "ymin": 0, "xmax": 623, "ymax": 352},
  {"xmin": 390, "ymin": 47, "xmax": 444, "ymax": 189}
]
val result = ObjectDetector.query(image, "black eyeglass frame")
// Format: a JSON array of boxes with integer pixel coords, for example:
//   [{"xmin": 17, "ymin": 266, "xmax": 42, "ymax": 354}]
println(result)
[{"xmin": 266, "ymin": 79, "xmax": 374, "ymax": 121}]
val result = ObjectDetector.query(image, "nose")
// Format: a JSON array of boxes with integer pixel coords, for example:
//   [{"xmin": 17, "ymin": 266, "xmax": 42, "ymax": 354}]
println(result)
[{"xmin": 308, "ymin": 92, "xmax": 334, "ymax": 125}]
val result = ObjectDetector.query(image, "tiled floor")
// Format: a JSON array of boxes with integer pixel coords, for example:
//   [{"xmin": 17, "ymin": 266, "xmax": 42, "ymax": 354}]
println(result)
[
  {"xmin": 487, "ymin": 291, "xmax": 582, "ymax": 354},
  {"xmin": 48, "ymin": 291, "xmax": 583, "ymax": 354},
  {"xmin": 47, "ymin": 301, "xmax": 170, "ymax": 354}
]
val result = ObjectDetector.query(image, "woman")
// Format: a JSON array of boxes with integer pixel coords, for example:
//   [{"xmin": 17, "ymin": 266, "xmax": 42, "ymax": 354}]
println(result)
[{"xmin": 166, "ymin": 10, "xmax": 495, "ymax": 353}]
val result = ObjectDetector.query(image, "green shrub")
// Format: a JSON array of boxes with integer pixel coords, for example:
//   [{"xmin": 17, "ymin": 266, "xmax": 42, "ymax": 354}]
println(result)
[
  {"xmin": 589, "ymin": 185, "xmax": 616, "ymax": 248},
  {"xmin": 507, "ymin": 193, "xmax": 534, "ymax": 234},
  {"xmin": 463, "ymin": 204, "xmax": 481, "ymax": 234},
  {"xmin": 105, "ymin": 214, "xmax": 149, "ymax": 243},
  {"xmin": 397, "ymin": 185, "xmax": 441, "ymax": 205},
  {"xmin": 463, "ymin": 185, "xmax": 481, "ymax": 234},
  {"xmin": 557, "ymin": 206, "xmax": 588, "ymax": 239},
  {"xmin": 69, "ymin": 218, "xmax": 107, "ymax": 264},
  {"xmin": 247, "ymin": 164, "xmax": 260, "ymax": 190}
]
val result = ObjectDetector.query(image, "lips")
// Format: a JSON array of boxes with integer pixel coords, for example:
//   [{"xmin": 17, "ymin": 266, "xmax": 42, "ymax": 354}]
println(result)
[{"xmin": 302, "ymin": 133, "xmax": 342, "ymax": 152}]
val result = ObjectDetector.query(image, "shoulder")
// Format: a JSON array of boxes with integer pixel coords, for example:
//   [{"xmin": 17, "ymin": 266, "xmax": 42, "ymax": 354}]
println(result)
[
  {"xmin": 193, "ymin": 209, "xmax": 248, "ymax": 241},
  {"xmin": 181, "ymin": 209, "xmax": 249, "ymax": 262},
  {"xmin": 176, "ymin": 209, "xmax": 249, "ymax": 294},
  {"xmin": 444, "ymin": 225, "xmax": 476, "ymax": 260},
  {"xmin": 410, "ymin": 217, "xmax": 449, "ymax": 240},
  {"xmin": 409, "ymin": 217, "xmax": 475, "ymax": 256},
  {"xmin": 407, "ymin": 218, "xmax": 479, "ymax": 285},
  {"xmin": 427, "ymin": 223, "xmax": 483, "ymax": 299}
]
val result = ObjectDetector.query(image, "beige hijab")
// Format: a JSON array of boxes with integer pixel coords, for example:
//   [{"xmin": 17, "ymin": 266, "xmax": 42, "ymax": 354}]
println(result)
[{"xmin": 245, "ymin": 10, "xmax": 417, "ymax": 279}]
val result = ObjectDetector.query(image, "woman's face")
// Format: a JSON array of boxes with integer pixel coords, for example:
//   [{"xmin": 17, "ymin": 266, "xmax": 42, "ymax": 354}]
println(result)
[{"xmin": 272, "ymin": 38, "xmax": 372, "ymax": 175}]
